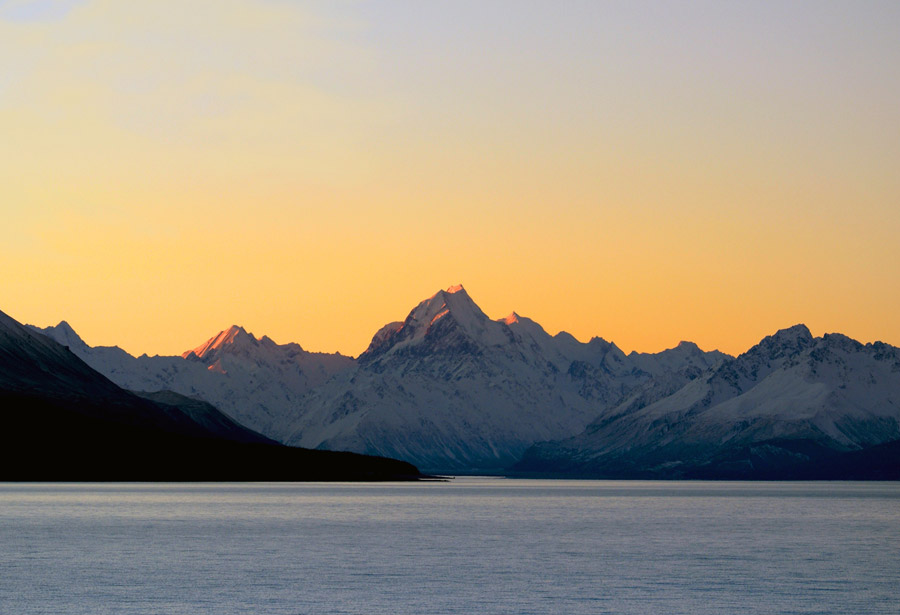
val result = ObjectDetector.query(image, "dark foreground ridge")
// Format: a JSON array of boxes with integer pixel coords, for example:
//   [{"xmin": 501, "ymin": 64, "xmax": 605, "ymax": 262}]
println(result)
[
  {"xmin": 0, "ymin": 308, "xmax": 422, "ymax": 481},
  {"xmin": 0, "ymin": 391, "xmax": 422, "ymax": 481}
]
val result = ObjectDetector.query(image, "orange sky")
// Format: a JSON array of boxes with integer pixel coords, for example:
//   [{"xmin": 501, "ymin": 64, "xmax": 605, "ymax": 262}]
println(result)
[{"xmin": 2, "ymin": 1, "xmax": 898, "ymax": 358}]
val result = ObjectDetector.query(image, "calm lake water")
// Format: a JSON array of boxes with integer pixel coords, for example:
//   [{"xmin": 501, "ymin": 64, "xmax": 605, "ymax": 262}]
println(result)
[{"xmin": 1, "ymin": 478, "xmax": 897, "ymax": 614}]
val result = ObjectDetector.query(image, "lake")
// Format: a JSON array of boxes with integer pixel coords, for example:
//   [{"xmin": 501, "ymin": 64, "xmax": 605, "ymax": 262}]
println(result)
[{"xmin": 1, "ymin": 478, "xmax": 897, "ymax": 614}]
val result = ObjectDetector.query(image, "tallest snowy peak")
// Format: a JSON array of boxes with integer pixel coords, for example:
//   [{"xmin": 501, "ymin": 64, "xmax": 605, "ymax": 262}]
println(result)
[
  {"xmin": 358, "ymin": 284, "xmax": 507, "ymax": 362},
  {"xmin": 414, "ymin": 285, "xmax": 482, "ymax": 325}
]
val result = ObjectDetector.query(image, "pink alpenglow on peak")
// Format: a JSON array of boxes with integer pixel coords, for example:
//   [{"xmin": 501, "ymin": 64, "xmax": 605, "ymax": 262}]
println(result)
[
  {"xmin": 503, "ymin": 312, "xmax": 521, "ymax": 326},
  {"xmin": 430, "ymin": 309, "xmax": 450, "ymax": 326},
  {"xmin": 446, "ymin": 284, "xmax": 466, "ymax": 294},
  {"xmin": 182, "ymin": 325, "xmax": 257, "ymax": 360}
]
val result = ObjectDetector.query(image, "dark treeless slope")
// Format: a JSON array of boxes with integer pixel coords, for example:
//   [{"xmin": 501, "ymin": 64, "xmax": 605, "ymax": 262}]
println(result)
[{"xmin": 0, "ymin": 309, "xmax": 420, "ymax": 481}]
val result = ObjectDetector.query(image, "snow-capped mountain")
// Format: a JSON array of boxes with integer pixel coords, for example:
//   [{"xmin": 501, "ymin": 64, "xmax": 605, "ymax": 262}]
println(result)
[
  {"xmin": 32, "ymin": 322, "xmax": 355, "ymax": 438},
  {"xmin": 282, "ymin": 285, "xmax": 726, "ymax": 472},
  {"xmin": 516, "ymin": 325, "xmax": 900, "ymax": 478},
  {"xmin": 0, "ymin": 307, "xmax": 267, "ymax": 460},
  {"xmin": 25, "ymin": 288, "xmax": 899, "ymax": 478}
]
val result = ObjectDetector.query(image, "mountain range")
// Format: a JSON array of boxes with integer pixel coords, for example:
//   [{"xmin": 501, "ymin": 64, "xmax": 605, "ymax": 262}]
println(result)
[
  {"xmin": 28, "ymin": 284, "xmax": 900, "ymax": 478},
  {"xmin": 280, "ymin": 286, "xmax": 728, "ymax": 471},
  {"xmin": 37, "ymin": 320, "xmax": 355, "ymax": 438},
  {"xmin": 516, "ymin": 324, "xmax": 900, "ymax": 478},
  {"xmin": 1, "ymin": 309, "xmax": 420, "ymax": 480}
]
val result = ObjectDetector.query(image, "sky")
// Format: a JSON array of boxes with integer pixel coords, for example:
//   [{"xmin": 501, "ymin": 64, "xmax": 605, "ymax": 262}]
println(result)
[{"xmin": 1, "ymin": 0, "xmax": 898, "ymax": 358}]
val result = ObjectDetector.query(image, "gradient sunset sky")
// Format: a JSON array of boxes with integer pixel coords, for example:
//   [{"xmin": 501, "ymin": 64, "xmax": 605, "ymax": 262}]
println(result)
[{"xmin": 2, "ymin": 0, "xmax": 898, "ymax": 357}]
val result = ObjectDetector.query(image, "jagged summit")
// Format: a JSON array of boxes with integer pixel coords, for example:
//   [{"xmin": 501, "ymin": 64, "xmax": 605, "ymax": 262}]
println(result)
[
  {"xmin": 587, "ymin": 336, "xmax": 617, "ymax": 350},
  {"xmin": 498, "ymin": 312, "xmax": 550, "ymax": 342},
  {"xmin": 54, "ymin": 320, "xmax": 77, "ymax": 334},
  {"xmin": 774, "ymin": 323, "xmax": 813, "ymax": 340},
  {"xmin": 404, "ymin": 285, "xmax": 490, "ymax": 332},
  {"xmin": 359, "ymin": 285, "xmax": 509, "ymax": 362},
  {"xmin": 32, "ymin": 318, "xmax": 354, "ymax": 440},
  {"xmin": 645, "ymin": 340, "xmax": 712, "ymax": 357},
  {"xmin": 629, "ymin": 341, "xmax": 699, "ymax": 358},
  {"xmin": 423, "ymin": 284, "xmax": 474, "ymax": 307},
  {"xmin": 421, "ymin": 284, "xmax": 468, "ymax": 305},
  {"xmin": 502, "ymin": 312, "xmax": 521, "ymax": 325},
  {"xmin": 747, "ymin": 323, "xmax": 814, "ymax": 361},
  {"xmin": 54, "ymin": 321, "xmax": 82, "ymax": 337},
  {"xmin": 183, "ymin": 325, "xmax": 258, "ymax": 360},
  {"xmin": 518, "ymin": 322, "xmax": 900, "ymax": 479},
  {"xmin": 20, "ymin": 319, "xmax": 93, "ymax": 353},
  {"xmin": 287, "ymin": 286, "xmax": 734, "ymax": 472}
]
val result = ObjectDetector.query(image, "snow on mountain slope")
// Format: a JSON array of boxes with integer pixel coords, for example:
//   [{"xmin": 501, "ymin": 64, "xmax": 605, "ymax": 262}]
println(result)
[
  {"xmin": 2, "ymin": 309, "xmax": 268, "ymax": 443},
  {"xmin": 357, "ymin": 285, "xmax": 513, "ymax": 364},
  {"xmin": 28, "ymin": 287, "xmax": 725, "ymax": 472},
  {"xmin": 183, "ymin": 325, "xmax": 258, "ymax": 361},
  {"xmin": 31, "ymin": 322, "xmax": 355, "ymax": 438},
  {"xmin": 517, "ymin": 325, "xmax": 900, "ymax": 477},
  {"xmin": 283, "ymin": 285, "xmax": 725, "ymax": 472}
]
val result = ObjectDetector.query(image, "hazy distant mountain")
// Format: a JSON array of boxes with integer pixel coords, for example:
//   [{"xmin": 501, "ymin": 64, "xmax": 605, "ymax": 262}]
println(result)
[
  {"xmin": 33, "ymin": 322, "xmax": 355, "ymax": 439},
  {"xmin": 516, "ymin": 325, "xmax": 900, "ymax": 479},
  {"xmin": 5, "ymin": 310, "xmax": 419, "ymax": 480},
  {"xmin": 282, "ymin": 285, "xmax": 726, "ymax": 472}
]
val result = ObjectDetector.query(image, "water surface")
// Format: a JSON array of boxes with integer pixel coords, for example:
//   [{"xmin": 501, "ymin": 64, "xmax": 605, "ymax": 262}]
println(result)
[{"xmin": 1, "ymin": 479, "xmax": 897, "ymax": 614}]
